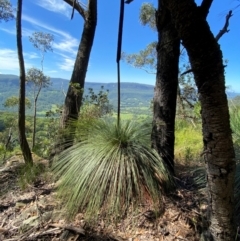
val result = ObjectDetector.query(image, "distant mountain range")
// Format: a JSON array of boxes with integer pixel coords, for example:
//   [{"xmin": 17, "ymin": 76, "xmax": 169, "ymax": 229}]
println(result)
[
  {"xmin": 0, "ymin": 74, "xmax": 239, "ymax": 115},
  {"xmin": 0, "ymin": 74, "xmax": 155, "ymax": 115}
]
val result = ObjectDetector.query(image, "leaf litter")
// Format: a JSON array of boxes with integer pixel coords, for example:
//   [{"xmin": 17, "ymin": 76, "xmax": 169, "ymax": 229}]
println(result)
[{"xmin": 0, "ymin": 156, "xmax": 236, "ymax": 241}]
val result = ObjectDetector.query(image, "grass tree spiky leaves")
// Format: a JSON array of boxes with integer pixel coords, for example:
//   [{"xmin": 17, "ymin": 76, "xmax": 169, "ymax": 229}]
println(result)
[{"xmin": 53, "ymin": 118, "xmax": 175, "ymax": 222}]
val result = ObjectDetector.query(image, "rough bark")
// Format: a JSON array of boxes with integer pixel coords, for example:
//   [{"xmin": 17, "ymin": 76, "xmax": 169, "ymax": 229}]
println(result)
[
  {"xmin": 165, "ymin": 0, "xmax": 236, "ymax": 240},
  {"xmin": 151, "ymin": 0, "xmax": 180, "ymax": 174},
  {"xmin": 16, "ymin": 0, "xmax": 33, "ymax": 164},
  {"xmin": 60, "ymin": 0, "xmax": 97, "ymax": 147}
]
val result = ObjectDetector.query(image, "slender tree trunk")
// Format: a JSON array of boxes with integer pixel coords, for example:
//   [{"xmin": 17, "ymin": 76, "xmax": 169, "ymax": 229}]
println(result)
[
  {"xmin": 32, "ymin": 99, "xmax": 37, "ymax": 149},
  {"xmin": 61, "ymin": 0, "xmax": 97, "ymax": 147},
  {"xmin": 16, "ymin": 0, "xmax": 33, "ymax": 164},
  {"xmin": 32, "ymin": 86, "xmax": 42, "ymax": 149},
  {"xmin": 151, "ymin": 0, "xmax": 180, "ymax": 174},
  {"xmin": 166, "ymin": 0, "xmax": 236, "ymax": 239}
]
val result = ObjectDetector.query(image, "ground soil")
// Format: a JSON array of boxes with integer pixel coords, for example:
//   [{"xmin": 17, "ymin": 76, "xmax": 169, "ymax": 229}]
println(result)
[{"xmin": 0, "ymin": 156, "xmax": 238, "ymax": 241}]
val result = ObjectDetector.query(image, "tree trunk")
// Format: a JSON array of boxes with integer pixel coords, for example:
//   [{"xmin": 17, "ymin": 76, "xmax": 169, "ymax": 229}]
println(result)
[
  {"xmin": 151, "ymin": 0, "xmax": 180, "ymax": 174},
  {"xmin": 32, "ymin": 85, "xmax": 42, "ymax": 149},
  {"xmin": 61, "ymin": 0, "xmax": 97, "ymax": 147},
  {"xmin": 16, "ymin": 0, "xmax": 33, "ymax": 164},
  {"xmin": 32, "ymin": 99, "xmax": 37, "ymax": 149},
  {"xmin": 166, "ymin": 0, "xmax": 236, "ymax": 239}
]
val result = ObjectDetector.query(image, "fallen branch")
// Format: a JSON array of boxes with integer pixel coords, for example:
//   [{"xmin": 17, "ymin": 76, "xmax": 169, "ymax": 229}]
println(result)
[{"xmin": 49, "ymin": 223, "xmax": 85, "ymax": 235}]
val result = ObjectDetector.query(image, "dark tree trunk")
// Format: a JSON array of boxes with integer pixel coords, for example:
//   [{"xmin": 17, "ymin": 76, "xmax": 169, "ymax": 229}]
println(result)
[
  {"xmin": 61, "ymin": 0, "xmax": 97, "ymax": 147},
  {"xmin": 16, "ymin": 0, "xmax": 33, "ymax": 164},
  {"xmin": 152, "ymin": 0, "xmax": 180, "ymax": 174},
  {"xmin": 166, "ymin": 0, "xmax": 236, "ymax": 239}
]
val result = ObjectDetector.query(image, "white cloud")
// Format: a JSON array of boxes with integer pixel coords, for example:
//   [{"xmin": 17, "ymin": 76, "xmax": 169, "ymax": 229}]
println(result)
[
  {"xmin": 0, "ymin": 48, "xmax": 38, "ymax": 73},
  {"xmin": 0, "ymin": 25, "xmax": 33, "ymax": 37},
  {"xmin": 0, "ymin": 49, "xmax": 20, "ymax": 71},
  {"xmin": 22, "ymin": 15, "xmax": 79, "ymax": 56},
  {"xmin": 35, "ymin": 0, "xmax": 71, "ymax": 17},
  {"xmin": 0, "ymin": 27, "xmax": 15, "ymax": 35},
  {"xmin": 53, "ymin": 39, "xmax": 78, "ymax": 55},
  {"xmin": 58, "ymin": 56, "xmax": 75, "ymax": 71},
  {"xmin": 22, "ymin": 15, "xmax": 71, "ymax": 39},
  {"xmin": 25, "ymin": 52, "xmax": 39, "ymax": 59},
  {"xmin": 0, "ymin": 15, "xmax": 79, "ymax": 76}
]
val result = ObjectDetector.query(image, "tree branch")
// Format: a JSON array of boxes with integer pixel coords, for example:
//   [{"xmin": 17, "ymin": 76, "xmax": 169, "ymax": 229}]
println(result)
[
  {"xmin": 215, "ymin": 10, "xmax": 233, "ymax": 42},
  {"xmin": 63, "ymin": 0, "xmax": 86, "ymax": 20},
  {"xmin": 181, "ymin": 10, "xmax": 233, "ymax": 76},
  {"xmin": 200, "ymin": 0, "xmax": 214, "ymax": 19}
]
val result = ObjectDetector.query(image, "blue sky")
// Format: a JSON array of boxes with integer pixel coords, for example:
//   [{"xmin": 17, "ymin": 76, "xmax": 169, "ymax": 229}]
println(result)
[{"xmin": 0, "ymin": 0, "xmax": 239, "ymax": 91}]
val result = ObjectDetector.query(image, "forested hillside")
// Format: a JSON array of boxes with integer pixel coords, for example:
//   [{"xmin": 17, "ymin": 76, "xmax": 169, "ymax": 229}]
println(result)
[
  {"xmin": 0, "ymin": 74, "xmax": 154, "ymax": 115},
  {"xmin": 0, "ymin": 74, "xmax": 239, "ymax": 116}
]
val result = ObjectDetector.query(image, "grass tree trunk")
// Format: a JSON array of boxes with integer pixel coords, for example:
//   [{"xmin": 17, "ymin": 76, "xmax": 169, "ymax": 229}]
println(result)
[
  {"xmin": 16, "ymin": 0, "xmax": 33, "ymax": 164},
  {"xmin": 151, "ymin": 0, "xmax": 180, "ymax": 174},
  {"xmin": 166, "ymin": 0, "xmax": 236, "ymax": 239},
  {"xmin": 61, "ymin": 0, "xmax": 97, "ymax": 148}
]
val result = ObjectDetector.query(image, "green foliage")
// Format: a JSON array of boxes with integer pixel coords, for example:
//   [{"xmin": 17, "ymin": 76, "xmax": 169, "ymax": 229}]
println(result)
[
  {"xmin": 178, "ymin": 66, "xmax": 198, "ymax": 106},
  {"xmin": 0, "ymin": 0, "xmax": 14, "ymax": 22},
  {"xmin": 29, "ymin": 32, "xmax": 54, "ymax": 54},
  {"xmin": 69, "ymin": 82, "xmax": 83, "ymax": 97},
  {"xmin": 26, "ymin": 68, "xmax": 51, "ymax": 89},
  {"xmin": 230, "ymin": 106, "xmax": 240, "ymax": 143},
  {"xmin": 0, "ymin": 119, "xmax": 5, "ymax": 131},
  {"xmin": 18, "ymin": 162, "xmax": 45, "ymax": 190},
  {"xmin": 235, "ymin": 164, "xmax": 240, "ymax": 222},
  {"xmin": 174, "ymin": 119, "xmax": 203, "ymax": 164},
  {"xmin": 83, "ymin": 86, "xmax": 113, "ymax": 117},
  {"xmin": 230, "ymin": 106, "xmax": 240, "ymax": 161},
  {"xmin": 139, "ymin": 3, "xmax": 156, "ymax": 30},
  {"xmin": 4, "ymin": 96, "xmax": 31, "ymax": 109},
  {"xmin": 33, "ymin": 110, "xmax": 61, "ymax": 158},
  {"xmin": 53, "ymin": 118, "xmax": 174, "ymax": 222},
  {"xmin": 0, "ymin": 75, "xmax": 154, "ymax": 115},
  {"xmin": 122, "ymin": 42, "xmax": 157, "ymax": 73}
]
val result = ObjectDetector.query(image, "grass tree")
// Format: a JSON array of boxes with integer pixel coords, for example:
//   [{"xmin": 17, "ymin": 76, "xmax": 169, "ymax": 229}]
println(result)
[
  {"xmin": 53, "ymin": 118, "xmax": 174, "ymax": 222},
  {"xmin": 53, "ymin": 0, "xmax": 174, "ymax": 223}
]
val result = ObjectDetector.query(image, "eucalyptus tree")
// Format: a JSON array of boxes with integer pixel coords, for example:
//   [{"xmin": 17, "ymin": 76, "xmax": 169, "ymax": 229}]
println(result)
[
  {"xmin": 16, "ymin": 0, "xmax": 33, "ymax": 164},
  {"xmin": 151, "ymin": 2, "xmax": 180, "ymax": 174},
  {"xmin": 3, "ymin": 96, "xmax": 31, "ymax": 155},
  {"xmin": 60, "ymin": 0, "xmax": 97, "ymax": 148},
  {"xmin": 4, "ymin": 96, "xmax": 31, "ymax": 110},
  {"xmin": 164, "ymin": 0, "xmax": 236, "ymax": 239},
  {"xmin": 26, "ymin": 68, "xmax": 51, "ymax": 149},
  {"xmin": 0, "ymin": 0, "xmax": 14, "ymax": 22},
  {"xmin": 123, "ymin": 2, "xmax": 233, "ymax": 175},
  {"xmin": 123, "ymin": 2, "xmax": 180, "ymax": 173},
  {"xmin": 29, "ymin": 32, "xmax": 54, "ymax": 71},
  {"xmin": 28, "ymin": 32, "xmax": 53, "ymax": 149}
]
